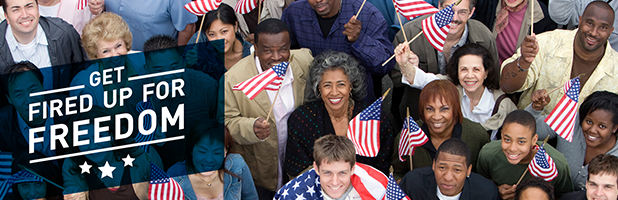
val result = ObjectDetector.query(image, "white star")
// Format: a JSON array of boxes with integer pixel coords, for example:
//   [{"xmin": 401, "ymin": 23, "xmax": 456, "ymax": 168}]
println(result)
[
  {"xmin": 79, "ymin": 161, "xmax": 92, "ymax": 174},
  {"xmin": 292, "ymin": 181, "xmax": 301, "ymax": 190},
  {"xmin": 304, "ymin": 174, "xmax": 311, "ymax": 182},
  {"xmin": 295, "ymin": 193, "xmax": 306, "ymax": 200},
  {"xmin": 122, "ymin": 154, "xmax": 135, "ymax": 167},
  {"xmin": 99, "ymin": 161, "xmax": 116, "ymax": 179},
  {"xmin": 281, "ymin": 189, "xmax": 289, "ymax": 199},
  {"xmin": 306, "ymin": 186, "xmax": 315, "ymax": 196}
]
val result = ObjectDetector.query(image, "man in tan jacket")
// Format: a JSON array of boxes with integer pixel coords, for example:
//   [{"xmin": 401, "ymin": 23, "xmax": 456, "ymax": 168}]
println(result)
[{"xmin": 224, "ymin": 18, "xmax": 313, "ymax": 200}]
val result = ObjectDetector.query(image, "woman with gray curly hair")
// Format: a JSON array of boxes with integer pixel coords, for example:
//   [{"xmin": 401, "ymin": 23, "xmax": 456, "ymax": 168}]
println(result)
[{"xmin": 285, "ymin": 51, "xmax": 395, "ymax": 177}]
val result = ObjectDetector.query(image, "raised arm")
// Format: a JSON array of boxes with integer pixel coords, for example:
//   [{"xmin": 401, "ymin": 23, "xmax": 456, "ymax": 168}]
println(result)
[{"xmin": 500, "ymin": 35, "xmax": 539, "ymax": 93}]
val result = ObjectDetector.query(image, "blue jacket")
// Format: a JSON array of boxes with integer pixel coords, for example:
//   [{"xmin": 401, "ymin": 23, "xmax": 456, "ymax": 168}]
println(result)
[{"xmin": 168, "ymin": 153, "xmax": 258, "ymax": 200}]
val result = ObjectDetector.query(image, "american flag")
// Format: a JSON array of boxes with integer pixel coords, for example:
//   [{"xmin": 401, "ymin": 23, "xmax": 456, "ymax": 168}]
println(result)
[
  {"xmin": 421, "ymin": 3, "xmax": 455, "ymax": 52},
  {"xmin": 398, "ymin": 116, "xmax": 428, "ymax": 161},
  {"xmin": 76, "ymin": 0, "xmax": 87, "ymax": 10},
  {"xmin": 232, "ymin": 62, "xmax": 289, "ymax": 100},
  {"xmin": 347, "ymin": 97, "xmax": 383, "ymax": 157},
  {"xmin": 234, "ymin": 0, "xmax": 262, "ymax": 14},
  {"xmin": 184, "ymin": 0, "xmax": 223, "ymax": 16},
  {"xmin": 274, "ymin": 163, "xmax": 390, "ymax": 200},
  {"xmin": 528, "ymin": 145, "xmax": 558, "ymax": 182},
  {"xmin": 386, "ymin": 174, "xmax": 411, "ymax": 200},
  {"xmin": 149, "ymin": 163, "xmax": 184, "ymax": 200},
  {"xmin": 544, "ymin": 77, "xmax": 580, "ymax": 142},
  {"xmin": 393, "ymin": 0, "xmax": 439, "ymax": 20}
]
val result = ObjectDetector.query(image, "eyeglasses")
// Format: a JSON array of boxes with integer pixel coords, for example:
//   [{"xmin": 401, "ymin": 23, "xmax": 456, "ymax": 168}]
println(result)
[{"xmin": 454, "ymin": 9, "xmax": 470, "ymax": 18}]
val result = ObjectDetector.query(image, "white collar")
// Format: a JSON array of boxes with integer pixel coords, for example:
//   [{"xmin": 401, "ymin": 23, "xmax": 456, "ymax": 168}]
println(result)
[
  {"xmin": 462, "ymin": 87, "xmax": 494, "ymax": 114},
  {"xmin": 6, "ymin": 24, "xmax": 48, "ymax": 51}
]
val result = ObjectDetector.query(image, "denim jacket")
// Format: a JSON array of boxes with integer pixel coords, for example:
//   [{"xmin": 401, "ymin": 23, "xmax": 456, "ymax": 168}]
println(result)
[{"xmin": 168, "ymin": 153, "xmax": 258, "ymax": 200}]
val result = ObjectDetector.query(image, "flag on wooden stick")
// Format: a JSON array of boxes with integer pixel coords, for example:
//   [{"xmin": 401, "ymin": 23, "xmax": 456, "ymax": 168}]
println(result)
[
  {"xmin": 184, "ymin": 0, "xmax": 223, "ymax": 16},
  {"xmin": 421, "ymin": 3, "xmax": 455, "ymax": 52},
  {"xmin": 398, "ymin": 116, "xmax": 428, "ymax": 161},
  {"xmin": 394, "ymin": 0, "xmax": 439, "ymax": 20},
  {"xmin": 544, "ymin": 77, "xmax": 581, "ymax": 142},
  {"xmin": 528, "ymin": 145, "xmax": 558, "ymax": 181},
  {"xmin": 347, "ymin": 97, "xmax": 383, "ymax": 157},
  {"xmin": 232, "ymin": 62, "xmax": 289, "ymax": 100}
]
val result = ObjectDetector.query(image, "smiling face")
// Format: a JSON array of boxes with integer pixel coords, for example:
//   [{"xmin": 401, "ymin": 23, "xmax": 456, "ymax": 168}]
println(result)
[
  {"xmin": 432, "ymin": 152, "xmax": 471, "ymax": 196},
  {"xmin": 4, "ymin": 0, "xmax": 39, "ymax": 43},
  {"xmin": 423, "ymin": 97, "xmax": 456, "ymax": 137},
  {"xmin": 501, "ymin": 123, "xmax": 538, "ymax": 165},
  {"xmin": 96, "ymin": 38, "xmax": 128, "ymax": 59},
  {"xmin": 440, "ymin": 0, "xmax": 474, "ymax": 36},
  {"xmin": 577, "ymin": 4, "xmax": 615, "ymax": 53},
  {"xmin": 308, "ymin": 0, "xmax": 341, "ymax": 18},
  {"xmin": 319, "ymin": 68, "xmax": 352, "ymax": 114},
  {"xmin": 255, "ymin": 32, "xmax": 291, "ymax": 71},
  {"xmin": 582, "ymin": 109, "xmax": 618, "ymax": 149},
  {"xmin": 207, "ymin": 19, "xmax": 237, "ymax": 54},
  {"xmin": 457, "ymin": 55, "xmax": 487, "ymax": 95},
  {"xmin": 314, "ymin": 160, "xmax": 354, "ymax": 199},
  {"xmin": 192, "ymin": 135, "xmax": 225, "ymax": 173},
  {"xmin": 17, "ymin": 182, "xmax": 46, "ymax": 200},
  {"xmin": 587, "ymin": 173, "xmax": 618, "ymax": 200}
]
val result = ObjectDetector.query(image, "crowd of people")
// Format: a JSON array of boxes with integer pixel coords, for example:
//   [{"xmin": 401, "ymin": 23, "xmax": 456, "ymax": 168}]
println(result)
[{"xmin": 0, "ymin": 0, "xmax": 617, "ymax": 199}]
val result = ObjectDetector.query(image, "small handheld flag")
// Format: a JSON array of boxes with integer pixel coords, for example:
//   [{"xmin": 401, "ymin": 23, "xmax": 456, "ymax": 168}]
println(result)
[
  {"xmin": 528, "ymin": 145, "xmax": 558, "ymax": 182},
  {"xmin": 421, "ymin": 3, "xmax": 455, "ymax": 52},
  {"xmin": 394, "ymin": 0, "xmax": 439, "ymax": 20},
  {"xmin": 544, "ymin": 77, "xmax": 581, "ymax": 142},
  {"xmin": 232, "ymin": 62, "xmax": 289, "ymax": 100},
  {"xmin": 149, "ymin": 163, "xmax": 184, "ymax": 200},
  {"xmin": 77, "ymin": 0, "xmax": 87, "ymax": 10},
  {"xmin": 184, "ymin": 0, "xmax": 223, "ymax": 16},
  {"xmin": 234, "ymin": 0, "xmax": 262, "ymax": 14},
  {"xmin": 347, "ymin": 97, "xmax": 383, "ymax": 157},
  {"xmin": 386, "ymin": 173, "xmax": 411, "ymax": 200},
  {"xmin": 398, "ymin": 116, "xmax": 428, "ymax": 161}
]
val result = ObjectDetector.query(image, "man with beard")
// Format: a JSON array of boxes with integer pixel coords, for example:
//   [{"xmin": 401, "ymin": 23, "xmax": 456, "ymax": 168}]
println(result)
[
  {"xmin": 389, "ymin": 0, "xmax": 497, "ymax": 122},
  {"xmin": 500, "ymin": 1, "xmax": 618, "ymax": 114}
]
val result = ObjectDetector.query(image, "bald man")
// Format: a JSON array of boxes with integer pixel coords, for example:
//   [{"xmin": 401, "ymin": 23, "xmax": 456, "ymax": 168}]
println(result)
[{"xmin": 500, "ymin": 1, "xmax": 618, "ymax": 114}]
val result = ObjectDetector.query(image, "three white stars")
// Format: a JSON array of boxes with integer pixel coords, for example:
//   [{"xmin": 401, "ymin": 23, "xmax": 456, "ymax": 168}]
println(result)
[{"xmin": 79, "ymin": 154, "xmax": 135, "ymax": 179}]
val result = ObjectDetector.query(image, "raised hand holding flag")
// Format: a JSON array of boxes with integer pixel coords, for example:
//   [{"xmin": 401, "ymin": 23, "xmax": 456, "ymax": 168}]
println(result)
[
  {"xmin": 232, "ymin": 62, "xmax": 289, "ymax": 100},
  {"xmin": 544, "ymin": 77, "xmax": 581, "ymax": 142}
]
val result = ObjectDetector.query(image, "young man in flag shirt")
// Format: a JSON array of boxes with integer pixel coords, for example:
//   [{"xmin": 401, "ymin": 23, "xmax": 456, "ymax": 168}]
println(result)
[
  {"xmin": 500, "ymin": 1, "xmax": 618, "ymax": 114},
  {"xmin": 389, "ymin": 0, "xmax": 498, "ymax": 123},
  {"xmin": 476, "ymin": 110, "xmax": 573, "ymax": 199},
  {"xmin": 400, "ymin": 138, "xmax": 499, "ymax": 200},
  {"xmin": 224, "ymin": 18, "xmax": 313, "ymax": 200},
  {"xmin": 275, "ymin": 135, "xmax": 403, "ymax": 200}
]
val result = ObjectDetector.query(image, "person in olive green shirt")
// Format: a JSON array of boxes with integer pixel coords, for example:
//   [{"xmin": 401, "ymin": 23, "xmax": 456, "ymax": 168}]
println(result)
[{"xmin": 477, "ymin": 110, "xmax": 573, "ymax": 200}]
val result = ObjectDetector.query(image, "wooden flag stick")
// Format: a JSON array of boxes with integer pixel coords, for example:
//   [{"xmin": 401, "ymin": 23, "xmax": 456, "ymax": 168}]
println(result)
[
  {"xmin": 195, "ymin": 15, "xmax": 207, "ymax": 43},
  {"xmin": 515, "ymin": 136, "xmax": 550, "ymax": 185},
  {"xmin": 265, "ymin": 64, "xmax": 291, "ymax": 123},
  {"xmin": 530, "ymin": 0, "xmax": 534, "ymax": 35},
  {"xmin": 258, "ymin": 0, "xmax": 262, "ymax": 23},
  {"xmin": 382, "ymin": 31, "xmax": 423, "ymax": 66},
  {"xmin": 18, "ymin": 165, "xmax": 65, "ymax": 190},
  {"xmin": 407, "ymin": 107, "xmax": 413, "ymax": 170},
  {"xmin": 394, "ymin": 4, "xmax": 408, "ymax": 42},
  {"xmin": 545, "ymin": 73, "xmax": 585, "ymax": 97},
  {"xmin": 382, "ymin": 88, "xmax": 391, "ymax": 99},
  {"xmin": 354, "ymin": 0, "xmax": 367, "ymax": 19}
]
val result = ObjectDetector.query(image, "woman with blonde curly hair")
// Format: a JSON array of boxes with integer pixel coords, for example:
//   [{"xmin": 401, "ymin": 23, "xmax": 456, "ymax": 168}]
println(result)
[{"xmin": 69, "ymin": 12, "xmax": 146, "ymax": 108}]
